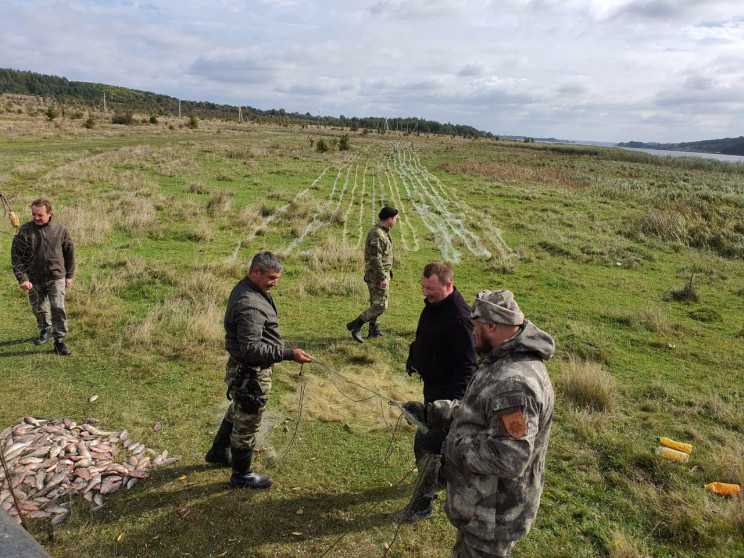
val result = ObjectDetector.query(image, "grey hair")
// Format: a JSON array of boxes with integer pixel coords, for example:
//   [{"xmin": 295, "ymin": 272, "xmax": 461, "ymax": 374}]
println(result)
[{"xmin": 250, "ymin": 251, "xmax": 283, "ymax": 273}]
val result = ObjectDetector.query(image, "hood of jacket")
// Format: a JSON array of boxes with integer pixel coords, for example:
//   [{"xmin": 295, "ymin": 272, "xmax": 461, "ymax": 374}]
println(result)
[{"xmin": 482, "ymin": 320, "xmax": 555, "ymax": 363}]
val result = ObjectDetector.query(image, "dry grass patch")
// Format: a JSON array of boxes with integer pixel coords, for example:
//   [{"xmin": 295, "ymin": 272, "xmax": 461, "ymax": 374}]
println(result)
[
  {"xmin": 555, "ymin": 357, "xmax": 616, "ymax": 412},
  {"xmin": 237, "ymin": 204, "xmax": 262, "ymax": 225},
  {"xmin": 57, "ymin": 200, "xmax": 115, "ymax": 246},
  {"xmin": 206, "ymin": 190, "xmax": 232, "ymax": 216},
  {"xmin": 607, "ymin": 529, "xmax": 651, "ymax": 558},
  {"xmin": 441, "ymin": 160, "xmax": 581, "ymax": 188},
  {"xmin": 280, "ymin": 352, "xmax": 419, "ymax": 433}
]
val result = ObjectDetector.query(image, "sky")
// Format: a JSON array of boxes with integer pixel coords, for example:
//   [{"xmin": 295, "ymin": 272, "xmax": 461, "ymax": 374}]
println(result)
[{"xmin": 2, "ymin": 0, "xmax": 743, "ymax": 143}]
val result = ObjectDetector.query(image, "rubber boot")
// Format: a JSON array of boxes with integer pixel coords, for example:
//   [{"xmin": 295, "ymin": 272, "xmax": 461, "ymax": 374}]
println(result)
[
  {"xmin": 205, "ymin": 419, "xmax": 232, "ymax": 467},
  {"xmin": 229, "ymin": 447, "xmax": 273, "ymax": 489},
  {"xmin": 346, "ymin": 317, "xmax": 365, "ymax": 343},
  {"xmin": 368, "ymin": 323, "xmax": 385, "ymax": 339}
]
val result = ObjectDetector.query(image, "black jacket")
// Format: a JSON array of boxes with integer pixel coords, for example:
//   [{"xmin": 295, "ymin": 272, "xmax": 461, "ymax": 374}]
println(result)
[{"xmin": 406, "ymin": 287, "xmax": 477, "ymax": 403}]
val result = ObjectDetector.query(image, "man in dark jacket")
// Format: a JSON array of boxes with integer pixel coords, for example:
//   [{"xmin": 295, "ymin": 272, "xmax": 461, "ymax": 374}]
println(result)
[
  {"xmin": 205, "ymin": 251, "xmax": 312, "ymax": 489},
  {"xmin": 398, "ymin": 261, "xmax": 477, "ymax": 522},
  {"xmin": 11, "ymin": 198, "xmax": 74, "ymax": 355}
]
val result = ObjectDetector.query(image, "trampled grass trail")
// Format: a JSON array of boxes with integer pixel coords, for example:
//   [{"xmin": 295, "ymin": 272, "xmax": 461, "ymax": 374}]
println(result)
[{"xmin": 277, "ymin": 141, "xmax": 502, "ymax": 263}]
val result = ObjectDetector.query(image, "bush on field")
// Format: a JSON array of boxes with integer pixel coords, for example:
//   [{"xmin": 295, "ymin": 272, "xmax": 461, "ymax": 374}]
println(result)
[
  {"xmin": 112, "ymin": 111, "xmax": 134, "ymax": 125},
  {"xmin": 555, "ymin": 357, "xmax": 615, "ymax": 411},
  {"xmin": 316, "ymin": 139, "xmax": 329, "ymax": 153}
]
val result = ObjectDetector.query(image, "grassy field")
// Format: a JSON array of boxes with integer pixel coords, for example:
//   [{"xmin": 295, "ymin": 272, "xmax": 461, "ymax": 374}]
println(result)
[{"xmin": 1, "ymin": 98, "xmax": 743, "ymax": 558}]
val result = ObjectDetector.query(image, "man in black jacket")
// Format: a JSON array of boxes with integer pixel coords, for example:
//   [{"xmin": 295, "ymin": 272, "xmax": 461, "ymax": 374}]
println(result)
[
  {"xmin": 398, "ymin": 261, "xmax": 477, "ymax": 522},
  {"xmin": 11, "ymin": 198, "xmax": 74, "ymax": 355}
]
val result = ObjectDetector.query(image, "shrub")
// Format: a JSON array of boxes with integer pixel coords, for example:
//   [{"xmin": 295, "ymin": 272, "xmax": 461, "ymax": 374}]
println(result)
[
  {"xmin": 339, "ymin": 134, "xmax": 350, "ymax": 151},
  {"xmin": 316, "ymin": 139, "xmax": 329, "ymax": 153},
  {"xmin": 112, "ymin": 111, "xmax": 134, "ymax": 125},
  {"xmin": 83, "ymin": 116, "xmax": 96, "ymax": 129},
  {"xmin": 45, "ymin": 106, "xmax": 57, "ymax": 121},
  {"xmin": 187, "ymin": 114, "xmax": 199, "ymax": 129},
  {"xmin": 150, "ymin": 115, "xmax": 158, "ymax": 124}
]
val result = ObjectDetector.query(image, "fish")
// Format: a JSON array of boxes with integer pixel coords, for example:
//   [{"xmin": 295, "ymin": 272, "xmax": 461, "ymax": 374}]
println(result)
[{"xmin": 1, "ymin": 417, "xmax": 177, "ymax": 525}]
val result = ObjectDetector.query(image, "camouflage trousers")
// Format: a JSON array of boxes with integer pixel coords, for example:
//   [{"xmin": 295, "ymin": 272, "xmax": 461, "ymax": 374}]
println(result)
[
  {"xmin": 452, "ymin": 531, "xmax": 516, "ymax": 558},
  {"xmin": 28, "ymin": 278, "xmax": 68, "ymax": 340},
  {"xmin": 222, "ymin": 359, "xmax": 273, "ymax": 451},
  {"xmin": 357, "ymin": 281, "xmax": 389, "ymax": 325},
  {"xmin": 413, "ymin": 428, "xmax": 442, "ymax": 502}
]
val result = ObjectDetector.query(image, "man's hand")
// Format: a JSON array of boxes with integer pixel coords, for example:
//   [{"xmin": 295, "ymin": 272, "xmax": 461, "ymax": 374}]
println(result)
[
  {"xmin": 402, "ymin": 401, "xmax": 426, "ymax": 424},
  {"xmin": 422, "ymin": 429, "xmax": 447, "ymax": 454},
  {"xmin": 19, "ymin": 281, "xmax": 32, "ymax": 292},
  {"xmin": 380, "ymin": 279, "xmax": 389, "ymax": 288},
  {"xmin": 65, "ymin": 278, "xmax": 72, "ymax": 288},
  {"xmin": 292, "ymin": 349, "xmax": 313, "ymax": 364}
]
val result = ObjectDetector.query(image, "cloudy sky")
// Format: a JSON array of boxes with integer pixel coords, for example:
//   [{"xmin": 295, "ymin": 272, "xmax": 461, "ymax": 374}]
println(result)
[{"xmin": 2, "ymin": 0, "xmax": 743, "ymax": 143}]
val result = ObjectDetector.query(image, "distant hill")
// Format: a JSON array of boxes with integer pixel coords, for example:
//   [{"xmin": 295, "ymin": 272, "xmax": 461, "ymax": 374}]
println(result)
[
  {"xmin": 617, "ymin": 137, "xmax": 744, "ymax": 156},
  {"xmin": 0, "ymin": 68, "xmax": 490, "ymax": 138}
]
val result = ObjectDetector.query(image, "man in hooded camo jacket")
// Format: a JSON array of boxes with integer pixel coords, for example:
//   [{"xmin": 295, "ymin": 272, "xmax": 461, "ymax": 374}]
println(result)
[{"xmin": 420, "ymin": 289, "xmax": 555, "ymax": 557}]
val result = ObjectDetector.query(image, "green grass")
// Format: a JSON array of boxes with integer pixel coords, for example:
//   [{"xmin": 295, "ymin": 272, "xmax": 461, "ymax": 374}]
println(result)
[{"xmin": 1, "ymin": 101, "xmax": 743, "ymax": 557}]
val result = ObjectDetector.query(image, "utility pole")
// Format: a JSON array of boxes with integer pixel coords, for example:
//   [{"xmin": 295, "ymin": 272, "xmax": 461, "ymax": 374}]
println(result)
[
  {"xmin": 103, "ymin": 92, "xmax": 107, "ymax": 113},
  {"xmin": 178, "ymin": 100, "xmax": 181, "ymax": 118},
  {"xmin": 238, "ymin": 106, "xmax": 243, "ymax": 122}
]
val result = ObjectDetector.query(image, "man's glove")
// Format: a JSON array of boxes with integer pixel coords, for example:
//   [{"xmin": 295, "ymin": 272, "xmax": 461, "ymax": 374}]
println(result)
[
  {"xmin": 422, "ymin": 429, "xmax": 447, "ymax": 454},
  {"xmin": 402, "ymin": 401, "xmax": 426, "ymax": 424}
]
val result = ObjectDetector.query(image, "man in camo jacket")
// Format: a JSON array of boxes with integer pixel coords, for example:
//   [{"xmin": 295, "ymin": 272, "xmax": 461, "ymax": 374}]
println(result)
[
  {"xmin": 346, "ymin": 206, "xmax": 398, "ymax": 342},
  {"xmin": 421, "ymin": 289, "xmax": 555, "ymax": 557}
]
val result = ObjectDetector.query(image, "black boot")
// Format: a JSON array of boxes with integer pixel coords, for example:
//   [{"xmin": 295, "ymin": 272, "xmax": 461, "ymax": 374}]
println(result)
[
  {"xmin": 34, "ymin": 327, "xmax": 52, "ymax": 345},
  {"xmin": 229, "ymin": 447, "xmax": 273, "ymax": 489},
  {"xmin": 346, "ymin": 318, "xmax": 365, "ymax": 343},
  {"xmin": 392, "ymin": 496, "xmax": 433, "ymax": 524},
  {"xmin": 368, "ymin": 323, "xmax": 385, "ymax": 339},
  {"xmin": 205, "ymin": 419, "xmax": 233, "ymax": 467},
  {"xmin": 54, "ymin": 340, "xmax": 71, "ymax": 356}
]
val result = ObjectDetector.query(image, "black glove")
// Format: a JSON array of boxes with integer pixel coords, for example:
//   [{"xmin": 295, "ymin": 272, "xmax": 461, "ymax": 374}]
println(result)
[
  {"xmin": 402, "ymin": 401, "xmax": 426, "ymax": 424},
  {"xmin": 422, "ymin": 429, "xmax": 447, "ymax": 454}
]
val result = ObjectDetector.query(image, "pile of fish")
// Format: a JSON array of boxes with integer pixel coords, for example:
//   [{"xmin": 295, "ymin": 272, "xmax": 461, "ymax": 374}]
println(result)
[{"xmin": 1, "ymin": 416, "xmax": 178, "ymax": 525}]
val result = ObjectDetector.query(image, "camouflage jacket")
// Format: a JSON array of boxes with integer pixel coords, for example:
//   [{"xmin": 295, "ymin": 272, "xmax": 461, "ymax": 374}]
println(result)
[
  {"xmin": 224, "ymin": 277, "xmax": 294, "ymax": 378},
  {"xmin": 363, "ymin": 224, "xmax": 393, "ymax": 284},
  {"xmin": 442, "ymin": 320, "xmax": 555, "ymax": 547},
  {"xmin": 12, "ymin": 218, "xmax": 75, "ymax": 284}
]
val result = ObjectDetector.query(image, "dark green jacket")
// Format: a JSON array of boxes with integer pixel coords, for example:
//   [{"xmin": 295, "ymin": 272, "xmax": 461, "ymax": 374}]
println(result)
[
  {"xmin": 11, "ymin": 218, "xmax": 75, "ymax": 284},
  {"xmin": 224, "ymin": 277, "xmax": 294, "ymax": 369}
]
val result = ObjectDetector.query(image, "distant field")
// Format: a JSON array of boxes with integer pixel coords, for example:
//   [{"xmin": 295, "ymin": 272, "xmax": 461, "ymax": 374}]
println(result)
[{"xmin": 1, "ymin": 100, "xmax": 743, "ymax": 558}]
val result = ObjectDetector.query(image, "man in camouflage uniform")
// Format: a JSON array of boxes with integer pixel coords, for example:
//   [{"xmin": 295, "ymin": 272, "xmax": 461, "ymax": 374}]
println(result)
[
  {"xmin": 11, "ymin": 198, "xmax": 74, "ymax": 356},
  {"xmin": 205, "ymin": 251, "xmax": 312, "ymax": 489},
  {"xmin": 346, "ymin": 206, "xmax": 398, "ymax": 343},
  {"xmin": 421, "ymin": 289, "xmax": 555, "ymax": 557}
]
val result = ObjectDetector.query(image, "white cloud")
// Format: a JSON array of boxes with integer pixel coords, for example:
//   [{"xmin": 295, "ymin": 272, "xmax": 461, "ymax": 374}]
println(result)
[{"xmin": 1, "ymin": 0, "xmax": 743, "ymax": 141}]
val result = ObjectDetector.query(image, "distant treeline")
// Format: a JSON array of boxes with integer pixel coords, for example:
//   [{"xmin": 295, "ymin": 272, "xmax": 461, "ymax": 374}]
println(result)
[
  {"xmin": 618, "ymin": 137, "xmax": 744, "ymax": 156},
  {"xmin": 0, "ymin": 68, "xmax": 489, "ymax": 137}
]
